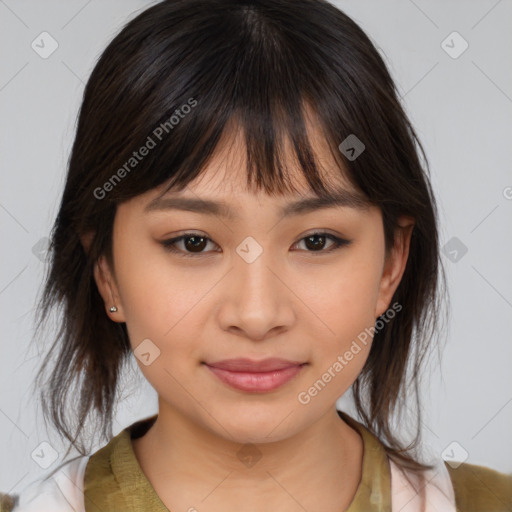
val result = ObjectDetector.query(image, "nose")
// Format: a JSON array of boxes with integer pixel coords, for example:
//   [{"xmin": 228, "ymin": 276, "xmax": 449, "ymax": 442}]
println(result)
[{"xmin": 216, "ymin": 246, "xmax": 296, "ymax": 341}]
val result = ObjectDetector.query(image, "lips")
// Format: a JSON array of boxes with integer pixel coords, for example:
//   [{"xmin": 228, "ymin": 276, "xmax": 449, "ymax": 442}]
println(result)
[
  {"xmin": 203, "ymin": 358, "xmax": 307, "ymax": 392},
  {"xmin": 205, "ymin": 357, "xmax": 304, "ymax": 372}
]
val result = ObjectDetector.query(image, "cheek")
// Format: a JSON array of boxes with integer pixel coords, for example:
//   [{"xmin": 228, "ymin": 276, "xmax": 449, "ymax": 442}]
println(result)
[
  {"xmin": 311, "ymin": 249, "xmax": 382, "ymax": 315},
  {"xmin": 113, "ymin": 240, "xmax": 204, "ymax": 347},
  {"xmin": 301, "ymin": 247, "xmax": 383, "ymax": 360}
]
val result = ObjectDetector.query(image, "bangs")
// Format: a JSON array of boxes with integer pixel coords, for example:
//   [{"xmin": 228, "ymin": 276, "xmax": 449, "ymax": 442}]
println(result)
[{"xmin": 149, "ymin": 102, "xmax": 368, "ymax": 203}]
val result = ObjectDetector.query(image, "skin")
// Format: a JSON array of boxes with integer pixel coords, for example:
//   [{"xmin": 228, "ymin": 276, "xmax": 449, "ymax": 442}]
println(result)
[{"xmin": 86, "ymin": 121, "xmax": 414, "ymax": 512}]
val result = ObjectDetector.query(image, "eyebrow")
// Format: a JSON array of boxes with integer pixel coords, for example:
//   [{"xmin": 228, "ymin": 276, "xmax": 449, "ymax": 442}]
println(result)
[{"xmin": 144, "ymin": 189, "xmax": 371, "ymax": 220}]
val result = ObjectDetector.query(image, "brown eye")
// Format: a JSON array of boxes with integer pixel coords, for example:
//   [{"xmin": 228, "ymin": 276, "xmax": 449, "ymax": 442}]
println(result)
[
  {"xmin": 182, "ymin": 235, "xmax": 208, "ymax": 252},
  {"xmin": 304, "ymin": 234, "xmax": 329, "ymax": 251},
  {"xmin": 294, "ymin": 232, "xmax": 351, "ymax": 254},
  {"xmin": 161, "ymin": 233, "xmax": 217, "ymax": 257}
]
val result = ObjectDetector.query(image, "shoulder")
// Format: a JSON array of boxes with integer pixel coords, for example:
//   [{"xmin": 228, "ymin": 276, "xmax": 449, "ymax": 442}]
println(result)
[
  {"xmin": 1, "ymin": 417, "xmax": 155, "ymax": 512},
  {"xmin": 0, "ymin": 455, "xmax": 90, "ymax": 512},
  {"xmin": 445, "ymin": 460, "xmax": 512, "ymax": 512}
]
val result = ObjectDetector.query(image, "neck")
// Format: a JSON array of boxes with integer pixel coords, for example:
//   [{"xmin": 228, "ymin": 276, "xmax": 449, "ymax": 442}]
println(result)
[{"xmin": 132, "ymin": 404, "xmax": 363, "ymax": 512}]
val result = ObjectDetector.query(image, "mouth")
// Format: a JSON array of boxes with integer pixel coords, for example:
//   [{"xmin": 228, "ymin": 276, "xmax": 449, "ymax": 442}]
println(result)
[{"xmin": 203, "ymin": 358, "xmax": 307, "ymax": 393}]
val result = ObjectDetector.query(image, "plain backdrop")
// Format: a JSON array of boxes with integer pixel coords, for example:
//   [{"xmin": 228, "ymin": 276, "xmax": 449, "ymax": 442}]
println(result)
[{"xmin": 1, "ymin": 0, "xmax": 511, "ymax": 495}]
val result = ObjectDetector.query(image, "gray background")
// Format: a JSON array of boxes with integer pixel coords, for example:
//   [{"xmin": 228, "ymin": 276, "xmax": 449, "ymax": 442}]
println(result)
[{"xmin": 1, "ymin": 0, "xmax": 511, "ymax": 494}]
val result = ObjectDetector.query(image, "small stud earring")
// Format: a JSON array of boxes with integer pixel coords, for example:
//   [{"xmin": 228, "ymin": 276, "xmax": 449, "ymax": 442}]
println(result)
[{"xmin": 109, "ymin": 306, "xmax": 118, "ymax": 313}]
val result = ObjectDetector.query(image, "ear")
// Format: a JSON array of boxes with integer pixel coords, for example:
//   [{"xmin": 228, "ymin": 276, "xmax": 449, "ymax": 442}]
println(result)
[
  {"xmin": 80, "ymin": 231, "xmax": 126, "ymax": 323},
  {"xmin": 92, "ymin": 254, "xmax": 126, "ymax": 323},
  {"xmin": 374, "ymin": 216, "xmax": 415, "ymax": 318}
]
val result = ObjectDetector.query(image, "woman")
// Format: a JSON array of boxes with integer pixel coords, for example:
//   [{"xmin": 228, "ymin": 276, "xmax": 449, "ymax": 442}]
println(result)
[{"xmin": 2, "ymin": 0, "xmax": 510, "ymax": 510}]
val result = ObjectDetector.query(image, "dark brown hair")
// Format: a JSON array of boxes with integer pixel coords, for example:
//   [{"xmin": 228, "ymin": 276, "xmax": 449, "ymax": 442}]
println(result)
[{"xmin": 32, "ymin": 0, "xmax": 448, "ymax": 473}]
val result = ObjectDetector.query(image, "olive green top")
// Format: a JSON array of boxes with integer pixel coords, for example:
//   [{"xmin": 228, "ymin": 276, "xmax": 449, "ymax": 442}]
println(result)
[
  {"xmin": 2, "ymin": 410, "xmax": 511, "ymax": 511},
  {"xmin": 81, "ymin": 410, "xmax": 393, "ymax": 511}
]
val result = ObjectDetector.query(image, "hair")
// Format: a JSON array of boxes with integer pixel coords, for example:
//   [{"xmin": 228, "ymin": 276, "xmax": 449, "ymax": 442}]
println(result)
[{"xmin": 32, "ymin": 0, "xmax": 448, "ymax": 473}]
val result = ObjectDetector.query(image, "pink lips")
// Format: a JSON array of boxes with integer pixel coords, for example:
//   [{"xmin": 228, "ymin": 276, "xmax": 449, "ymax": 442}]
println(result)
[{"xmin": 204, "ymin": 358, "xmax": 306, "ymax": 392}]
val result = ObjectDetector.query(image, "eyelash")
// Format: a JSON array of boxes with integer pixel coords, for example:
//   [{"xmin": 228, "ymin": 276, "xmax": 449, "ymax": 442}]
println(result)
[{"xmin": 160, "ymin": 231, "xmax": 351, "ymax": 258}]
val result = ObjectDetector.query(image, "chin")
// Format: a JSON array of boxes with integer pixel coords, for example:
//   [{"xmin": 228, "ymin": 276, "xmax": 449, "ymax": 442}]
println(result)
[{"xmin": 205, "ymin": 411, "xmax": 298, "ymax": 445}]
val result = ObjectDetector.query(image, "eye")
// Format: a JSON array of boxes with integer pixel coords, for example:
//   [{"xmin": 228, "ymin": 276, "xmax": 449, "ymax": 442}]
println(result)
[
  {"xmin": 160, "ymin": 231, "xmax": 351, "ymax": 257},
  {"xmin": 292, "ymin": 231, "xmax": 351, "ymax": 254},
  {"xmin": 161, "ymin": 232, "xmax": 218, "ymax": 257}
]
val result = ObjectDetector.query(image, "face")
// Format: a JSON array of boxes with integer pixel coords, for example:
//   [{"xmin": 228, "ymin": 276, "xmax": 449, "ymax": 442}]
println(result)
[{"xmin": 90, "ymin": 126, "xmax": 414, "ymax": 445}]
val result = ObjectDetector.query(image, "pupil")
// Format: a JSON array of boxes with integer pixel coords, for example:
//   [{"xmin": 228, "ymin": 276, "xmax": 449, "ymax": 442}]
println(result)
[
  {"xmin": 306, "ymin": 235, "xmax": 325, "ymax": 251},
  {"xmin": 186, "ymin": 236, "xmax": 206, "ymax": 252}
]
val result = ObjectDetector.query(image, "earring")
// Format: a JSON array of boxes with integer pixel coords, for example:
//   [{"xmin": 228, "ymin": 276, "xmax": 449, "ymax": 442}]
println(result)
[{"xmin": 109, "ymin": 305, "xmax": 118, "ymax": 313}]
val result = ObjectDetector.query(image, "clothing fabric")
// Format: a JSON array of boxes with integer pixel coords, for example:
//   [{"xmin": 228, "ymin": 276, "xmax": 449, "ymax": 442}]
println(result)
[{"xmin": 2, "ymin": 410, "xmax": 511, "ymax": 511}]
